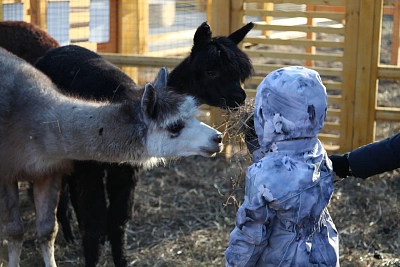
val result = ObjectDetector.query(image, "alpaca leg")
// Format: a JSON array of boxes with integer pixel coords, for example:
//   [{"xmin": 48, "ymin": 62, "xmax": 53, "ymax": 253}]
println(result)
[
  {"xmin": 73, "ymin": 161, "xmax": 107, "ymax": 267},
  {"xmin": 33, "ymin": 175, "xmax": 61, "ymax": 267},
  {"xmin": 56, "ymin": 178, "xmax": 74, "ymax": 242},
  {"xmin": 0, "ymin": 181, "xmax": 24, "ymax": 267},
  {"xmin": 106, "ymin": 164, "xmax": 140, "ymax": 267}
]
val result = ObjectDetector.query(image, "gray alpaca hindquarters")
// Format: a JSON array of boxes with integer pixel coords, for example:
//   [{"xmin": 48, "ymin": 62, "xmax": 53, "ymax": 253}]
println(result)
[
  {"xmin": 0, "ymin": 47, "xmax": 223, "ymax": 267},
  {"xmin": 0, "ymin": 21, "xmax": 77, "ymax": 243}
]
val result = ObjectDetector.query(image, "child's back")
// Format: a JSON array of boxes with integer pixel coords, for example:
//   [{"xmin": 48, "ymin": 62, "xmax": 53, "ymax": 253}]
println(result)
[{"xmin": 225, "ymin": 66, "xmax": 339, "ymax": 267}]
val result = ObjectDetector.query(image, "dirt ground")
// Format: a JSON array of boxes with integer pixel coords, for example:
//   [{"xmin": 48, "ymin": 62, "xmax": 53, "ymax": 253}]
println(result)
[{"xmin": 1, "ymin": 14, "xmax": 400, "ymax": 267}]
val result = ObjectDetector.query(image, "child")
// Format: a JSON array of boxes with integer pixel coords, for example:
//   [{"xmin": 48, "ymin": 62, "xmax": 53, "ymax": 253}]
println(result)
[{"xmin": 225, "ymin": 66, "xmax": 339, "ymax": 267}]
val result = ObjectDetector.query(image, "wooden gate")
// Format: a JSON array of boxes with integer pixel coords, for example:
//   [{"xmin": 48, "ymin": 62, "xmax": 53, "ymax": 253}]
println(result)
[{"xmin": 210, "ymin": 0, "xmax": 400, "ymax": 153}]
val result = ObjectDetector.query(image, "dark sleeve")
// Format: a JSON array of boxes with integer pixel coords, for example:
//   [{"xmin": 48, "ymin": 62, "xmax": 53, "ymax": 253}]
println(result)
[{"xmin": 348, "ymin": 133, "xmax": 400, "ymax": 179}]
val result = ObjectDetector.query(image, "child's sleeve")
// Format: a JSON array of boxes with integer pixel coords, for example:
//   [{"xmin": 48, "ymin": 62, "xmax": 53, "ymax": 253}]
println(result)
[{"xmin": 225, "ymin": 168, "xmax": 275, "ymax": 267}]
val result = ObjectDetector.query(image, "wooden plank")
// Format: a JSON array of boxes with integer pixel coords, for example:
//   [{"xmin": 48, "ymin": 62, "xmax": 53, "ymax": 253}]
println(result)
[
  {"xmin": 70, "ymin": 26, "xmax": 89, "ymax": 42},
  {"xmin": 0, "ymin": 0, "xmax": 3, "ymax": 21},
  {"xmin": 210, "ymin": 0, "xmax": 230, "ymax": 36},
  {"xmin": 377, "ymin": 65, "xmax": 400, "ymax": 79},
  {"xmin": 327, "ymin": 94, "xmax": 342, "ymax": 104},
  {"xmin": 323, "ymin": 122, "xmax": 341, "ymax": 131},
  {"xmin": 352, "ymin": 0, "xmax": 382, "ymax": 148},
  {"xmin": 247, "ymin": 78, "xmax": 342, "ymax": 91},
  {"xmin": 244, "ymin": 36, "xmax": 344, "ymax": 48},
  {"xmin": 256, "ymin": 2, "xmax": 273, "ymax": 36},
  {"xmin": 337, "ymin": 0, "xmax": 360, "ymax": 152},
  {"xmin": 243, "ymin": 0, "xmax": 346, "ymax": 6},
  {"xmin": 375, "ymin": 107, "xmax": 400, "ymax": 121},
  {"xmin": 99, "ymin": 53, "xmax": 183, "ymax": 67},
  {"xmin": 253, "ymin": 23, "xmax": 345, "ymax": 34},
  {"xmin": 252, "ymin": 63, "xmax": 343, "ymax": 77},
  {"xmin": 231, "ymin": 0, "xmax": 245, "ymax": 40},
  {"xmin": 390, "ymin": 0, "xmax": 400, "ymax": 65},
  {"xmin": 327, "ymin": 109, "xmax": 340, "ymax": 118},
  {"xmin": 148, "ymin": 30, "xmax": 195, "ymax": 43},
  {"xmin": 209, "ymin": 0, "xmax": 231, "ymax": 131},
  {"xmin": 97, "ymin": 0, "xmax": 118, "ymax": 52},
  {"xmin": 244, "ymin": 9, "xmax": 345, "ymax": 21},
  {"xmin": 244, "ymin": 49, "xmax": 343, "ymax": 62},
  {"xmin": 70, "ymin": 10, "xmax": 89, "ymax": 24},
  {"xmin": 318, "ymin": 133, "xmax": 340, "ymax": 143},
  {"xmin": 306, "ymin": 4, "xmax": 316, "ymax": 67},
  {"xmin": 30, "ymin": 0, "xmax": 47, "ymax": 29},
  {"xmin": 118, "ymin": 0, "xmax": 148, "ymax": 81}
]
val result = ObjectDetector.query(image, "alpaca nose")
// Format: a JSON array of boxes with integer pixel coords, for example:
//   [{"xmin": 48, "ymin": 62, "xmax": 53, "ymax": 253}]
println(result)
[{"xmin": 214, "ymin": 133, "xmax": 224, "ymax": 143}]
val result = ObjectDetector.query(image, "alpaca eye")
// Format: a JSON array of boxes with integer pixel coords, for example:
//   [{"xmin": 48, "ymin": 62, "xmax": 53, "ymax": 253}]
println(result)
[
  {"xmin": 206, "ymin": 70, "xmax": 217, "ymax": 77},
  {"xmin": 168, "ymin": 121, "xmax": 185, "ymax": 136}
]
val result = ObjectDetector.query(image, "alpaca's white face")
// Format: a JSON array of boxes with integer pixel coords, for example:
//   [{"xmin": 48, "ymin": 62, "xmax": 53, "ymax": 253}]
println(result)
[{"xmin": 145, "ymin": 97, "xmax": 223, "ymax": 158}]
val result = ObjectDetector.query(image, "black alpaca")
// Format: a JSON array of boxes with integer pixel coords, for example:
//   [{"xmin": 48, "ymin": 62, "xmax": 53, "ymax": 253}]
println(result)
[{"xmin": 35, "ymin": 21, "xmax": 254, "ymax": 267}]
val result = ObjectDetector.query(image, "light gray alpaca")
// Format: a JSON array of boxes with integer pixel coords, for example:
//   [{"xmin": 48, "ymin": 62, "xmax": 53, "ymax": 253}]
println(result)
[{"xmin": 0, "ymin": 47, "xmax": 223, "ymax": 267}]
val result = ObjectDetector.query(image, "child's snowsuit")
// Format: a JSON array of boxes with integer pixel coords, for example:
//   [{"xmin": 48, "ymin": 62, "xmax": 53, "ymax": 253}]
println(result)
[{"xmin": 225, "ymin": 66, "xmax": 339, "ymax": 267}]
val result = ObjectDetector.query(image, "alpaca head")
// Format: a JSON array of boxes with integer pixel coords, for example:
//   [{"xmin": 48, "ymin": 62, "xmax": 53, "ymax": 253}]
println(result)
[
  {"xmin": 141, "ymin": 67, "xmax": 223, "ymax": 158},
  {"xmin": 184, "ymin": 21, "xmax": 254, "ymax": 108}
]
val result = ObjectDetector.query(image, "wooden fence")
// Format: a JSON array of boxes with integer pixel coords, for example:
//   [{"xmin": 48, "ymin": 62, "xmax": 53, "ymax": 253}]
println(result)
[{"xmin": 1, "ymin": 0, "xmax": 400, "ymax": 153}]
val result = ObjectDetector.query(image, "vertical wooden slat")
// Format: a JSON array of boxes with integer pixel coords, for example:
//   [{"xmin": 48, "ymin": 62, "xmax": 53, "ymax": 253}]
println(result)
[
  {"xmin": 30, "ymin": 0, "xmax": 47, "ymax": 29},
  {"xmin": 259, "ymin": 2, "xmax": 273, "ymax": 37},
  {"xmin": 209, "ymin": 0, "xmax": 231, "ymax": 130},
  {"xmin": 366, "ymin": 0, "xmax": 383, "ymax": 142},
  {"xmin": 24, "ymin": 0, "xmax": 31, "ymax": 22},
  {"xmin": 352, "ymin": 0, "xmax": 382, "ymax": 148},
  {"xmin": 305, "ymin": 4, "xmax": 316, "ymax": 67},
  {"xmin": 391, "ymin": 0, "xmax": 400, "ymax": 65},
  {"xmin": 205, "ymin": 0, "xmax": 212, "ymax": 25},
  {"xmin": 118, "ymin": 0, "xmax": 148, "ymax": 82},
  {"xmin": 0, "ymin": 0, "xmax": 3, "ymax": 21},
  {"xmin": 97, "ymin": 0, "xmax": 118, "ymax": 53},
  {"xmin": 231, "ymin": 0, "xmax": 244, "ymax": 38},
  {"xmin": 339, "ymin": 0, "xmax": 360, "ymax": 152},
  {"xmin": 210, "ymin": 0, "xmax": 230, "ymax": 36}
]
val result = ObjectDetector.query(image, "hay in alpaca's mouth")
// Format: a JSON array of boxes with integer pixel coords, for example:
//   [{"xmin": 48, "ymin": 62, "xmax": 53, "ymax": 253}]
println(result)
[{"xmin": 217, "ymin": 98, "xmax": 255, "ymax": 153}]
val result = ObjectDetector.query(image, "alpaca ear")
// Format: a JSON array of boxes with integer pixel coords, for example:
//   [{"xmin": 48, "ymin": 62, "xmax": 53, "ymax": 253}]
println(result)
[
  {"xmin": 193, "ymin": 21, "xmax": 212, "ymax": 47},
  {"xmin": 141, "ymin": 83, "xmax": 157, "ymax": 120},
  {"xmin": 228, "ymin": 22, "xmax": 254, "ymax": 44},
  {"xmin": 153, "ymin": 66, "xmax": 168, "ymax": 90}
]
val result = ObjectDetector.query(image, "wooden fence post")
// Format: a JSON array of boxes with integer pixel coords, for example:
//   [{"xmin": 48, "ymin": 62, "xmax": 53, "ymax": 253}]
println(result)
[
  {"xmin": 209, "ymin": 0, "xmax": 231, "ymax": 129},
  {"xmin": 209, "ymin": 0, "xmax": 230, "ymax": 37},
  {"xmin": 340, "ymin": 0, "xmax": 361, "ymax": 152},
  {"xmin": 391, "ymin": 0, "xmax": 400, "ymax": 65},
  {"xmin": 352, "ymin": 0, "xmax": 383, "ymax": 148},
  {"xmin": 231, "ymin": 0, "xmax": 244, "ymax": 40},
  {"xmin": 118, "ymin": 0, "xmax": 148, "ymax": 82},
  {"xmin": 30, "ymin": 0, "xmax": 47, "ymax": 29}
]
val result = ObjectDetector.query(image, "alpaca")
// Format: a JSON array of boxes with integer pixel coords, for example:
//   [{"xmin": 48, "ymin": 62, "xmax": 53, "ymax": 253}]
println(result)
[
  {"xmin": 0, "ymin": 20, "xmax": 78, "ymax": 244},
  {"xmin": 0, "ymin": 47, "xmax": 223, "ymax": 267},
  {"xmin": 35, "ymin": 21, "xmax": 254, "ymax": 267},
  {"xmin": 0, "ymin": 21, "xmax": 59, "ymax": 65}
]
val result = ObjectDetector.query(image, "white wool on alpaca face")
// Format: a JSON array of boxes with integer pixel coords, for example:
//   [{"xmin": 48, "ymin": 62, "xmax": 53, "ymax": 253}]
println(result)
[{"xmin": 254, "ymin": 66, "xmax": 328, "ymax": 152}]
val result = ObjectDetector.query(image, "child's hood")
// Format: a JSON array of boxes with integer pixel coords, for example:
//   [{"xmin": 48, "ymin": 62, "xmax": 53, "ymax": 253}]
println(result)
[{"xmin": 254, "ymin": 66, "xmax": 328, "ymax": 152}]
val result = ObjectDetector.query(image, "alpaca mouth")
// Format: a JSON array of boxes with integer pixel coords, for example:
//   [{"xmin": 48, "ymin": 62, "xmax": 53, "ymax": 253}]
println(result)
[{"xmin": 200, "ymin": 144, "xmax": 224, "ymax": 157}]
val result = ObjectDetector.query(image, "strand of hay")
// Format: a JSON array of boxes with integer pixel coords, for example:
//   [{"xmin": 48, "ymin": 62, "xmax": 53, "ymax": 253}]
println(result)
[{"xmin": 216, "ymin": 98, "xmax": 255, "ymax": 211}]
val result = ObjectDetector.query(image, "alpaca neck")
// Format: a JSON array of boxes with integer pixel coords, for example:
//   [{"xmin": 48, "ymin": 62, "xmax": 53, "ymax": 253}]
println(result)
[
  {"xmin": 168, "ymin": 57, "xmax": 192, "ymax": 93},
  {"xmin": 40, "ymin": 97, "xmax": 146, "ymax": 163}
]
